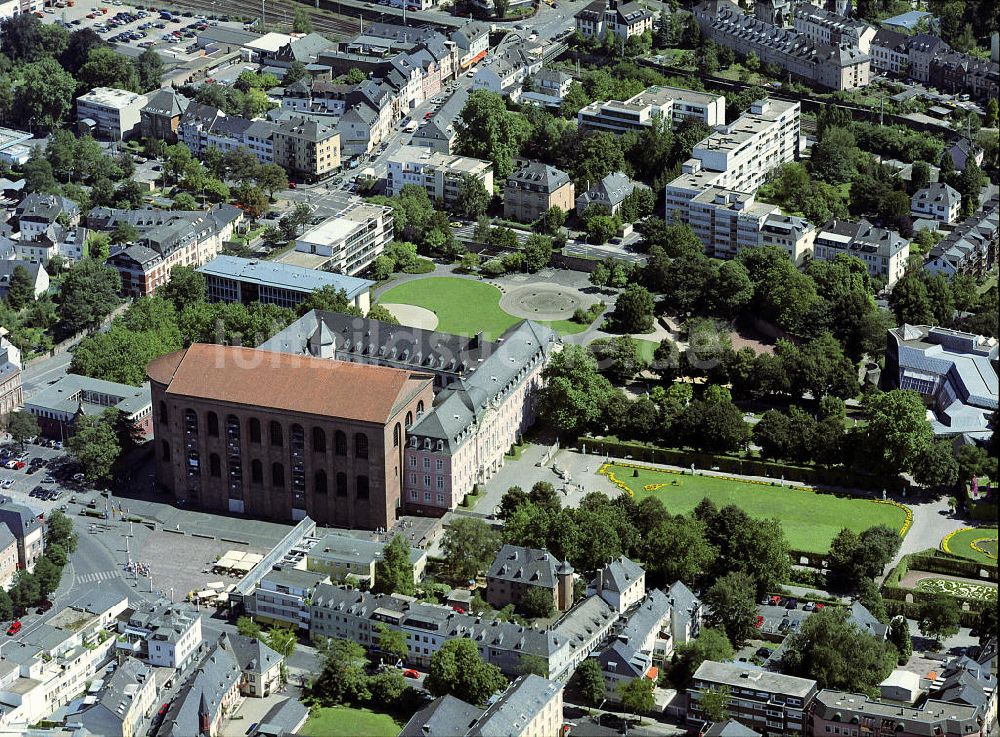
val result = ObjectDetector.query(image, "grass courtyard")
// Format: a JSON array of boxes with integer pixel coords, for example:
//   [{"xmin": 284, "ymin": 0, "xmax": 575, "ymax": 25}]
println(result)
[
  {"xmin": 300, "ymin": 707, "xmax": 403, "ymax": 737},
  {"xmin": 942, "ymin": 527, "xmax": 999, "ymax": 565},
  {"xmin": 379, "ymin": 277, "xmax": 592, "ymax": 339},
  {"xmin": 601, "ymin": 463, "xmax": 909, "ymax": 553}
]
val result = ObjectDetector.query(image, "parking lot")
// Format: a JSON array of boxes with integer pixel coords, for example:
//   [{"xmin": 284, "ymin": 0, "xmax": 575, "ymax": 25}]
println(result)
[{"xmin": 0, "ymin": 440, "xmax": 82, "ymax": 516}]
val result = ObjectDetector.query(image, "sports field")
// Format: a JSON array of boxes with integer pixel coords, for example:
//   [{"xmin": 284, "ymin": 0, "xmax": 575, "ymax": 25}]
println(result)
[
  {"xmin": 378, "ymin": 277, "xmax": 592, "ymax": 339},
  {"xmin": 601, "ymin": 463, "xmax": 909, "ymax": 553},
  {"xmin": 300, "ymin": 707, "xmax": 403, "ymax": 737},
  {"xmin": 941, "ymin": 527, "xmax": 998, "ymax": 565}
]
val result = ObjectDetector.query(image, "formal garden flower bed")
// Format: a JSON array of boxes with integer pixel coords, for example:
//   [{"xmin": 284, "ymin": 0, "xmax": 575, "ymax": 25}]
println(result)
[{"xmin": 915, "ymin": 577, "xmax": 998, "ymax": 602}]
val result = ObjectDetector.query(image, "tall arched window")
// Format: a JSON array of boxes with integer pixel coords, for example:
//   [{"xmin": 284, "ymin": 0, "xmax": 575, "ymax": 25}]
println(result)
[
  {"xmin": 209, "ymin": 453, "xmax": 221, "ymax": 477},
  {"xmin": 336, "ymin": 472, "xmax": 347, "ymax": 496},
  {"xmin": 270, "ymin": 422, "xmax": 283, "ymax": 447},
  {"xmin": 312, "ymin": 427, "xmax": 326, "ymax": 452},
  {"xmin": 406, "ymin": 411, "xmax": 413, "ymax": 427},
  {"xmin": 272, "ymin": 462, "xmax": 285, "ymax": 487},
  {"xmin": 417, "ymin": 400, "xmax": 425, "ymax": 415},
  {"xmin": 249, "ymin": 418, "xmax": 262, "ymax": 444},
  {"xmin": 315, "ymin": 470, "xmax": 328, "ymax": 494},
  {"xmin": 354, "ymin": 433, "xmax": 368, "ymax": 459},
  {"xmin": 251, "ymin": 459, "xmax": 263, "ymax": 483},
  {"xmin": 159, "ymin": 401, "xmax": 169, "ymax": 425},
  {"xmin": 334, "ymin": 430, "xmax": 347, "ymax": 456},
  {"xmin": 356, "ymin": 475, "xmax": 369, "ymax": 499},
  {"xmin": 207, "ymin": 412, "xmax": 219, "ymax": 437},
  {"xmin": 184, "ymin": 409, "xmax": 198, "ymax": 435},
  {"xmin": 393, "ymin": 423, "xmax": 401, "ymax": 447}
]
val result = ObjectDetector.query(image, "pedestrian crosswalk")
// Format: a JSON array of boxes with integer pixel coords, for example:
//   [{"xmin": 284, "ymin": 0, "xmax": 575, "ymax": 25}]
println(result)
[{"xmin": 76, "ymin": 570, "xmax": 121, "ymax": 584}]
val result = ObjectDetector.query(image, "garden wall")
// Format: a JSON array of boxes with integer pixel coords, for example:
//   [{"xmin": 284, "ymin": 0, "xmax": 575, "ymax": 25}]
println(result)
[{"xmin": 580, "ymin": 436, "xmax": 907, "ymax": 493}]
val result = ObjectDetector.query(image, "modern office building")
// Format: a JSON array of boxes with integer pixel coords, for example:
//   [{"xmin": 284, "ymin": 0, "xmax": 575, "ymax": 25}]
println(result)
[
  {"xmin": 304, "ymin": 531, "xmax": 427, "ymax": 586},
  {"xmin": 24, "ymin": 374, "xmax": 152, "ymax": 441},
  {"xmin": 884, "ymin": 324, "xmax": 998, "ymax": 443},
  {"xmin": 577, "ymin": 85, "xmax": 726, "ymax": 134},
  {"xmin": 76, "ymin": 87, "xmax": 150, "ymax": 140},
  {"xmin": 687, "ymin": 661, "xmax": 817, "ymax": 734},
  {"xmin": 197, "ymin": 255, "xmax": 373, "ymax": 312},
  {"xmin": 148, "ymin": 344, "xmax": 435, "ymax": 529},
  {"xmin": 290, "ymin": 197, "xmax": 394, "ymax": 276},
  {"xmin": 386, "ymin": 145, "xmax": 494, "ymax": 209}
]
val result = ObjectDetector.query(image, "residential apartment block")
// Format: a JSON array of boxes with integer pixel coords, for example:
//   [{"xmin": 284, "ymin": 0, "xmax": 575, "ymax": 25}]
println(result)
[
  {"xmin": 0, "ymin": 332, "xmax": 22, "ymax": 418},
  {"xmin": 98, "ymin": 204, "xmax": 245, "ymax": 297},
  {"xmin": 695, "ymin": 0, "xmax": 871, "ymax": 91},
  {"xmin": 812, "ymin": 691, "xmax": 986, "ymax": 737},
  {"xmin": 924, "ymin": 194, "xmax": 999, "ymax": 278},
  {"xmin": 687, "ymin": 661, "xmax": 817, "ymax": 734},
  {"xmin": 911, "ymin": 182, "xmax": 961, "ymax": 224},
  {"xmin": 486, "ymin": 545, "xmax": 575, "ymax": 613},
  {"xmin": 0, "ymin": 501, "xmax": 43, "ymax": 572},
  {"xmin": 148, "ymin": 344, "xmax": 435, "ymax": 530},
  {"xmin": 76, "ymin": 87, "xmax": 150, "ymax": 140},
  {"xmin": 197, "ymin": 255, "xmax": 373, "ymax": 312},
  {"xmin": 119, "ymin": 600, "xmax": 204, "ymax": 671},
  {"xmin": 271, "ymin": 116, "xmax": 341, "ymax": 182},
  {"xmin": 0, "ymin": 526, "xmax": 17, "ymax": 590},
  {"xmin": 812, "ymin": 218, "xmax": 909, "ymax": 286},
  {"xmin": 504, "ymin": 162, "xmax": 575, "ymax": 223},
  {"xmin": 871, "ymin": 28, "xmax": 910, "ymax": 74},
  {"xmin": 77, "ymin": 659, "xmax": 158, "ymax": 737},
  {"xmin": 11, "ymin": 193, "xmax": 86, "ymax": 266},
  {"xmin": 386, "ymin": 145, "xmax": 494, "ymax": 209},
  {"xmin": 574, "ymin": 0, "xmax": 655, "ymax": 42},
  {"xmin": 290, "ymin": 194, "xmax": 394, "ymax": 275},
  {"xmin": 24, "ymin": 373, "xmax": 152, "ymax": 440},
  {"xmin": 577, "ymin": 85, "xmax": 726, "ymax": 135},
  {"xmin": 792, "ymin": 3, "xmax": 876, "ymax": 53}
]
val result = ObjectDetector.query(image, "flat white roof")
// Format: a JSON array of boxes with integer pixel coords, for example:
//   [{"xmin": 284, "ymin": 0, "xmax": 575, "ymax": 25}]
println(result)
[{"xmin": 246, "ymin": 32, "xmax": 292, "ymax": 52}]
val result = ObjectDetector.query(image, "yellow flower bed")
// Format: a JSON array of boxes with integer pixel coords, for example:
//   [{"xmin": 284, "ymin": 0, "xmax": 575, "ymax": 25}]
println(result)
[
  {"xmin": 598, "ymin": 461, "xmax": 912, "ymax": 538},
  {"xmin": 971, "ymin": 538, "xmax": 998, "ymax": 561},
  {"xmin": 941, "ymin": 527, "xmax": 966, "ymax": 555}
]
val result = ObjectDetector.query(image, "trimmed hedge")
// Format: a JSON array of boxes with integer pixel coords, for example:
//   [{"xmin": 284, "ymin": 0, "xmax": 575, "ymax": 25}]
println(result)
[
  {"xmin": 581, "ymin": 436, "xmax": 907, "ymax": 492},
  {"xmin": 909, "ymin": 549, "xmax": 997, "ymax": 580},
  {"xmin": 884, "ymin": 599, "xmax": 981, "ymax": 629},
  {"xmin": 970, "ymin": 503, "xmax": 999, "ymax": 521}
]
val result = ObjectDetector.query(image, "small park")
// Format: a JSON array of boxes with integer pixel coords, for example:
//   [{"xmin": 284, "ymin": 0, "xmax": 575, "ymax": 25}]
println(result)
[{"xmin": 599, "ymin": 461, "xmax": 910, "ymax": 554}]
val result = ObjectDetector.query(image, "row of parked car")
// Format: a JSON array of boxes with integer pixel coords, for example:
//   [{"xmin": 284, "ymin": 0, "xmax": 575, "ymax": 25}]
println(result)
[{"xmin": 763, "ymin": 594, "xmax": 826, "ymax": 611}]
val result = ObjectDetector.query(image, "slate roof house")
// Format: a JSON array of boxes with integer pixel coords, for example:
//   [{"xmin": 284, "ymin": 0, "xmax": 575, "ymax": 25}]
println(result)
[
  {"xmin": 575, "ymin": 171, "xmax": 642, "ymax": 216},
  {"xmin": 504, "ymin": 161, "xmax": 575, "ymax": 223},
  {"xmin": 486, "ymin": 544, "xmax": 575, "ymax": 613}
]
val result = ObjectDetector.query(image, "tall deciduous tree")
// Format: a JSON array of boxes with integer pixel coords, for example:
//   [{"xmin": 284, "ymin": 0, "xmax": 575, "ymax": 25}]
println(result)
[
  {"xmin": 918, "ymin": 594, "xmax": 960, "ymax": 648},
  {"xmin": 425, "ymin": 639, "xmax": 507, "ymax": 706},
  {"xmin": 704, "ymin": 572, "xmax": 759, "ymax": 648},
  {"xmin": 373, "ymin": 535, "xmax": 415, "ymax": 596},
  {"xmin": 66, "ymin": 409, "xmax": 121, "ymax": 481},
  {"xmin": 56, "ymin": 259, "xmax": 121, "ymax": 334},
  {"xmin": 441, "ymin": 518, "xmax": 501, "ymax": 581},
  {"xmin": 455, "ymin": 90, "xmax": 529, "ymax": 178},
  {"xmin": 576, "ymin": 658, "xmax": 606, "ymax": 706}
]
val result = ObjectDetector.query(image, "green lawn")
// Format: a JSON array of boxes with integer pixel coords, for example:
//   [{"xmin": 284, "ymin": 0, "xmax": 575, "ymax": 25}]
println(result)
[
  {"xmin": 601, "ymin": 463, "xmax": 909, "ymax": 553},
  {"xmin": 379, "ymin": 276, "xmax": 592, "ymax": 339},
  {"xmin": 942, "ymin": 527, "xmax": 998, "ymax": 565},
  {"xmin": 635, "ymin": 338, "xmax": 659, "ymax": 365},
  {"xmin": 301, "ymin": 707, "xmax": 403, "ymax": 737}
]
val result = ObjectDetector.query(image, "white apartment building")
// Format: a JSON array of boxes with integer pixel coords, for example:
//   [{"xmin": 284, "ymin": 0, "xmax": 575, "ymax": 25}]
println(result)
[
  {"xmin": 684, "ymin": 187, "xmax": 780, "ymax": 260},
  {"xmin": 577, "ymin": 85, "xmax": 726, "ymax": 134},
  {"xmin": 871, "ymin": 28, "xmax": 910, "ymax": 74},
  {"xmin": 759, "ymin": 213, "xmax": 816, "ymax": 265},
  {"xmin": 687, "ymin": 98, "xmax": 800, "ymax": 194},
  {"xmin": 118, "ymin": 601, "xmax": 204, "ymax": 671},
  {"xmin": 386, "ymin": 145, "xmax": 494, "ymax": 208},
  {"xmin": 0, "ymin": 593, "xmax": 129, "ymax": 732},
  {"xmin": 793, "ymin": 3, "xmax": 876, "ymax": 53},
  {"xmin": 244, "ymin": 567, "xmax": 330, "ymax": 632},
  {"xmin": 76, "ymin": 87, "xmax": 150, "ymax": 140},
  {"xmin": 911, "ymin": 182, "xmax": 961, "ymax": 224},
  {"xmin": 292, "ymin": 198, "xmax": 394, "ymax": 275},
  {"xmin": 813, "ymin": 219, "xmax": 909, "ymax": 286}
]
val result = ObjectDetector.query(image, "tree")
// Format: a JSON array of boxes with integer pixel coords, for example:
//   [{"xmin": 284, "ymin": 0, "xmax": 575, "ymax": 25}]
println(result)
[
  {"xmin": 45, "ymin": 510, "xmax": 77, "ymax": 553},
  {"xmin": 862, "ymin": 390, "xmax": 933, "ymax": 474},
  {"xmin": 668, "ymin": 629, "xmax": 734, "ymax": 690},
  {"xmin": 233, "ymin": 182, "xmax": 269, "ymax": 221},
  {"xmin": 455, "ymin": 90, "xmax": 529, "ymax": 178},
  {"xmin": 5, "ymin": 411, "xmax": 39, "ymax": 448},
  {"xmin": 522, "ymin": 234, "xmax": 553, "ymax": 273},
  {"xmin": 591, "ymin": 336, "xmax": 646, "ymax": 384},
  {"xmin": 24, "ymin": 157, "xmax": 58, "ymax": 193},
  {"xmin": 255, "ymin": 163, "xmax": 289, "ymax": 201},
  {"xmin": 454, "ymin": 174, "xmax": 491, "ymax": 219},
  {"xmin": 135, "ymin": 47, "xmax": 164, "ymax": 92},
  {"xmin": 613, "ymin": 284, "xmax": 654, "ymax": 333},
  {"xmin": 811, "ymin": 126, "xmax": 859, "ymax": 183},
  {"xmin": 57, "ymin": 259, "xmax": 121, "ymax": 334},
  {"xmin": 15, "ymin": 58, "xmax": 77, "ymax": 130},
  {"xmin": 704, "ymin": 573, "xmax": 758, "ymax": 648},
  {"xmin": 918, "ymin": 594, "xmax": 960, "ymax": 648},
  {"xmin": 972, "ymin": 605, "xmax": 997, "ymax": 646},
  {"xmin": 985, "ymin": 97, "xmax": 999, "ymax": 128},
  {"xmin": 643, "ymin": 515, "xmax": 715, "ymax": 587},
  {"xmin": 237, "ymin": 616, "xmax": 263, "ymax": 640},
  {"xmin": 0, "ymin": 589, "xmax": 11, "ymax": 621},
  {"xmin": 675, "ymin": 399, "xmax": 751, "ymax": 455},
  {"xmin": 888, "ymin": 616, "xmax": 912, "ymax": 665},
  {"xmin": 66, "ymin": 410, "xmax": 121, "ymax": 482},
  {"xmin": 700, "ymin": 686, "xmax": 731, "ymax": 724},
  {"xmin": 312, "ymin": 638, "xmax": 371, "ymax": 705},
  {"xmin": 110, "ymin": 222, "xmax": 139, "ymax": 245},
  {"xmin": 519, "ymin": 586, "xmax": 554, "ymax": 619},
  {"xmin": 5, "ymin": 264, "xmax": 34, "ymax": 310},
  {"xmin": 537, "ymin": 345, "xmax": 616, "ymax": 436},
  {"xmin": 913, "ymin": 439, "xmax": 959, "ymax": 490},
  {"xmin": 292, "ymin": 6, "xmax": 313, "ymax": 33},
  {"xmin": 783, "ymin": 607, "xmax": 895, "ymax": 692},
  {"xmin": 441, "ymin": 518, "xmax": 501, "ymax": 581},
  {"xmin": 375, "ymin": 623, "xmax": 408, "ymax": 663},
  {"xmin": 425, "ymin": 639, "xmax": 507, "ymax": 706},
  {"xmin": 160, "ymin": 265, "xmax": 206, "ymax": 311},
  {"xmin": 586, "ymin": 214, "xmax": 618, "ymax": 245},
  {"xmin": 619, "ymin": 677, "xmax": 654, "ymax": 716},
  {"xmin": 910, "ymin": 160, "xmax": 930, "ymax": 192},
  {"xmin": 10, "ymin": 570, "xmax": 40, "ymax": 610},
  {"xmin": 78, "ymin": 46, "xmax": 139, "ymax": 92},
  {"xmin": 265, "ymin": 626, "xmax": 297, "ymax": 659},
  {"xmin": 536, "ymin": 206, "xmax": 566, "ymax": 235},
  {"xmin": 576, "ymin": 658, "xmax": 606, "ymax": 706},
  {"xmin": 295, "ymin": 286, "xmax": 361, "ymax": 318},
  {"xmin": 284, "ymin": 60, "xmax": 308, "ymax": 86},
  {"xmin": 493, "ymin": 0, "xmax": 510, "ymax": 19},
  {"xmin": 373, "ymin": 535, "xmax": 415, "ymax": 596}
]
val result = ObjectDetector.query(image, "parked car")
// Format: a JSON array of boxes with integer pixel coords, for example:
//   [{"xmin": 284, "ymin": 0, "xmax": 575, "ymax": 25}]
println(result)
[
  {"xmin": 803, "ymin": 601, "xmax": 815, "ymax": 611},
  {"xmin": 769, "ymin": 595, "xmax": 781, "ymax": 605},
  {"xmin": 6, "ymin": 620, "xmax": 20, "ymax": 636},
  {"xmin": 402, "ymin": 669, "xmax": 420, "ymax": 679},
  {"xmin": 785, "ymin": 598, "xmax": 798, "ymax": 609},
  {"xmin": 36, "ymin": 600, "xmax": 52, "ymax": 615},
  {"xmin": 0, "ymin": 480, "xmax": 13, "ymax": 490},
  {"xmin": 754, "ymin": 615, "xmax": 764, "ymax": 629}
]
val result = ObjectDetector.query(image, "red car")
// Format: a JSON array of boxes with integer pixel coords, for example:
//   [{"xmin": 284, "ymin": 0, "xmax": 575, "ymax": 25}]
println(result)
[
  {"xmin": 6, "ymin": 620, "xmax": 21, "ymax": 636},
  {"xmin": 11, "ymin": 461, "xmax": 25, "ymax": 470},
  {"xmin": 769, "ymin": 595, "xmax": 781, "ymax": 605},
  {"xmin": 158, "ymin": 703, "xmax": 170, "ymax": 717},
  {"xmin": 815, "ymin": 603, "xmax": 825, "ymax": 610},
  {"xmin": 754, "ymin": 615, "xmax": 764, "ymax": 629},
  {"xmin": 402, "ymin": 669, "xmax": 419, "ymax": 679}
]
